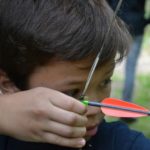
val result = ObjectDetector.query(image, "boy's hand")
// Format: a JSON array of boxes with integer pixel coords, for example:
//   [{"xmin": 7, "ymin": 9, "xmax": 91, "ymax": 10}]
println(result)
[{"xmin": 0, "ymin": 87, "xmax": 87, "ymax": 148}]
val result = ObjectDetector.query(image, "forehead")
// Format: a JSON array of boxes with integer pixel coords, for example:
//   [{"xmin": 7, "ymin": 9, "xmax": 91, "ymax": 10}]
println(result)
[{"xmin": 28, "ymin": 57, "xmax": 115, "ymax": 90}]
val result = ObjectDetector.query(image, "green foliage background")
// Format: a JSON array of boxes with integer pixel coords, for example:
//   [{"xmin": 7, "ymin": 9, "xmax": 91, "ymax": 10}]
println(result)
[
  {"xmin": 107, "ymin": 23, "xmax": 150, "ymax": 137},
  {"xmin": 106, "ymin": 1, "xmax": 150, "ymax": 137}
]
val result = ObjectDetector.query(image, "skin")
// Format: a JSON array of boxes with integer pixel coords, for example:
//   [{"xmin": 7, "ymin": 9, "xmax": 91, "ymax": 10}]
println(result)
[{"xmin": 0, "ymin": 57, "xmax": 115, "ymax": 148}]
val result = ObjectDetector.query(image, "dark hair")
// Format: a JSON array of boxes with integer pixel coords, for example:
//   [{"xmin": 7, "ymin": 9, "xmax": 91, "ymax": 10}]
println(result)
[{"xmin": 0, "ymin": 0, "xmax": 130, "ymax": 89}]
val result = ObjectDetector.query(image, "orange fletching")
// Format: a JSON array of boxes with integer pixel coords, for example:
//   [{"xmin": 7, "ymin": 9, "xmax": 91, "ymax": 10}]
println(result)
[{"xmin": 101, "ymin": 98, "xmax": 149, "ymax": 118}]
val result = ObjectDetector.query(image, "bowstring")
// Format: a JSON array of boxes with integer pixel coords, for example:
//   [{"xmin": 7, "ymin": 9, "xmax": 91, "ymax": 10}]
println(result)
[{"xmin": 80, "ymin": 0, "xmax": 123, "ymax": 99}]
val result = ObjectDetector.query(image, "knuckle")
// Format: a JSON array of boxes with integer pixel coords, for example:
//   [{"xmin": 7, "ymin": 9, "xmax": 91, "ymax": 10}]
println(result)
[
  {"xmin": 82, "ymin": 106, "xmax": 87, "ymax": 114},
  {"xmin": 43, "ymin": 134, "xmax": 62, "ymax": 145},
  {"xmin": 67, "ymin": 100, "xmax": 75, "ymax": 111},
  {"xmin": 42, "ymin": 133, "xmax": 82, "ymax": 148},
  {"xmin": 32, "ymin": 87, "xmax": 44, "ymax": 94},
  {"xmin": 27, "ymin": 127, "xmax": 42, "ymax": 142},
  {"xmin": 53, "ymin": 137, "xmax": 61, "ymax": 144},
  {"xmin": 65, "ymin": 127, "xmax": 75, "ymax": 137},
  {"xmin": 33, "ymin": 87, "xmax": 49, "ymax": 97},
  {"xmin": 33, "ymin": 107, "xmax": 48, "ymax": 119},
  {"xmin": 53, "ymin": 137, "xmax": 72, "ymax": 147},
  {"xmin": 83, "ymin": 117, "xmax": 88, "ymax": 125},
  {"xmin": 53, "ymin": 135, "xmax": 63, "ymax": 144},
  {"xmin": 35, "ymin": 87, "xmax": 47, "ymax": 92},
  {"xmin": 68, "ymin": 113, "xmax": 78, "ymax": 125},
  {"xmin": 67, "ymin": 99, "xmax": 87, "ymax": 115},
  {"xmin": 66, "ymin": 127, "xmax": 86, "ymax": 138},
  {"xmin": 80, "ymin": 127, "xmax": 86, "ymax": 136}
]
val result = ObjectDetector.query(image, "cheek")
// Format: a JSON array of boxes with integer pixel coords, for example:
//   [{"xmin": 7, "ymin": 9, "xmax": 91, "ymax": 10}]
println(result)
[
  {"xmin": 96, "ymin": 85, "xmax": 111, "ymax": 101},
  {"xmin": 102, "ymin": 86, "xmax": 111, "ymax": 97},
  {"xmin": 85, "ymin": 84, "xmax": 111, "ymax": 101}
]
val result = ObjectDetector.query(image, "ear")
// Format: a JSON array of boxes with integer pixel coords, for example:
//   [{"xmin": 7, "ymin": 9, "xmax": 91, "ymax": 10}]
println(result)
[{"xmin": 0, "ymin": 69, "xmax": 20, "ymax": 94}]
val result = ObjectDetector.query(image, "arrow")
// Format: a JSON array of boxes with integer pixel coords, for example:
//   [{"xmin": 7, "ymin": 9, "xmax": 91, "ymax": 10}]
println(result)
[{"xmin": 82, "ymin": 98, "xmax": 150, "ymax": 118}]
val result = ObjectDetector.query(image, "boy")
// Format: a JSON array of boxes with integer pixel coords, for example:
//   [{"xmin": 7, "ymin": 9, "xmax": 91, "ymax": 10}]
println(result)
[{"xmin": 0, "ymin": 0, "xmax": 149, "ymax": 150}]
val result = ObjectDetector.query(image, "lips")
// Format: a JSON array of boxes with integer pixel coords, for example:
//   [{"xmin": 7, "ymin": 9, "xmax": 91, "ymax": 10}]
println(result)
[{"xmin": 86, "ymin": 125, "xmax": 98, "ymax": 136}]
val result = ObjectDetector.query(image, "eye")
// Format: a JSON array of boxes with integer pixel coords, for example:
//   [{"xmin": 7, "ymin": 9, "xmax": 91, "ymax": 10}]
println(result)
[
  {"xmin": 63, "ymin": 89, "xmax": 80, "ymax": 98},
  {"xmin": 99, "ymin": 78, "xmax": 112, "ymax": 88}
]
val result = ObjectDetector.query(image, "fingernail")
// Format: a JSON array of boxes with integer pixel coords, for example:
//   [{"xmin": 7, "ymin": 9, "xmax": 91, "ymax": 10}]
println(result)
[{"xmin": 78, "ymin": 139, "xmax": 86, "ymax": 147}]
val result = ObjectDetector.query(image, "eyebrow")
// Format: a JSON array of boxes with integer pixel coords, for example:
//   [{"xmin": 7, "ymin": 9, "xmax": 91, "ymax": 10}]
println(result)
[
  {"xmin": 60, "ymin": 76, "xmax": 85, "ymax": 86},
  {"xmin": 76, "ymin": 64, "xmax": 92, "ymax": 70}
]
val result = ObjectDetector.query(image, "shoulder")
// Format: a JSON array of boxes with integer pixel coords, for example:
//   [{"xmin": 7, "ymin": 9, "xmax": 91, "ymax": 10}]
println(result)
[{"xmin": 91, "ymin": 120, "xmax": 150, "ymax": 150}]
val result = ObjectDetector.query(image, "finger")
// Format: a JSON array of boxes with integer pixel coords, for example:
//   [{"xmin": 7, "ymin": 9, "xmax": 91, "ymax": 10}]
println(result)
[
  {"xmin": 50, "ymin": 91, "xmax": 87, "ymax": 115},
  {"xmin": 44, "ymin": 120, "xmax": 86, "ymax": 138},
  {"xmin": 49, "ymin": 106, "xmax": 88, "ymax": 126},
  {"xmin": 41, "ymin": 132, "xmax": 86, "ymax": 148}
]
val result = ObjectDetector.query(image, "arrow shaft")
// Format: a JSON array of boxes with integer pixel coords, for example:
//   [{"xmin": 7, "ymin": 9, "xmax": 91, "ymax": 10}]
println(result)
[{"xmin": 87, "ymin": 101, "xmax": 150, "ymax": 115}]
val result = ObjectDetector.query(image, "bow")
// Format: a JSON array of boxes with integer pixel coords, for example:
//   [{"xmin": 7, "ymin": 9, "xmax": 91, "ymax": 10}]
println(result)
[{"xmin": 80, "ymin": 0, "xmax": 123, "ymax": 98}]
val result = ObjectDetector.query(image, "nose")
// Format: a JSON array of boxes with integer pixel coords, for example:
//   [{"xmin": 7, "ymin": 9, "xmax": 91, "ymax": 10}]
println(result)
[
  {"xmin": 86, "ymin": 104, "xmax": 101, "ymax": 116},
  {"xmin": 84, "ymin": 91, "xmax": 104, "ymax": 116}
]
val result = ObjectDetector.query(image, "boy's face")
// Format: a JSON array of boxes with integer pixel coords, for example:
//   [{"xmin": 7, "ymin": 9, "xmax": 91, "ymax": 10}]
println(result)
[{"xmin": 27, "ymin": 57, "xmax": 115, "ymax": 138}]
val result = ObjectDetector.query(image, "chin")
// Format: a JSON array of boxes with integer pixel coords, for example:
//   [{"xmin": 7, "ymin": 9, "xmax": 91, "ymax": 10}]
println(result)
[{"xmin": 84, "ymin": 125, "xmax": 99, "ymax": 141}]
